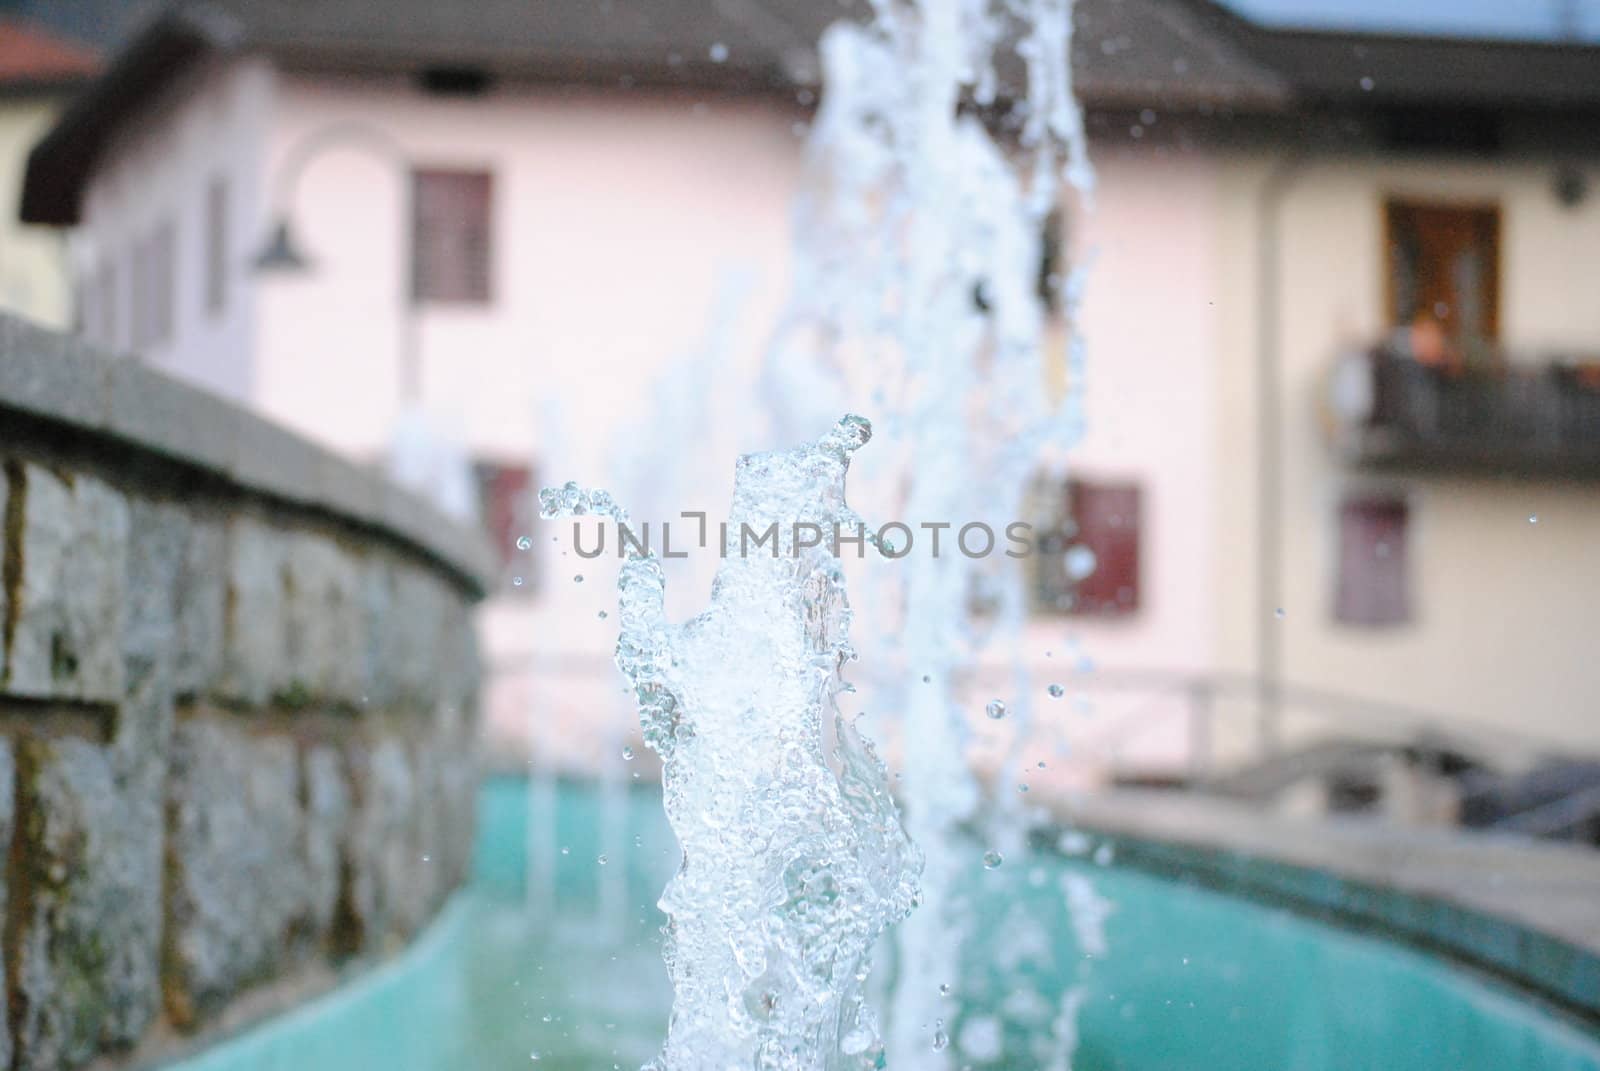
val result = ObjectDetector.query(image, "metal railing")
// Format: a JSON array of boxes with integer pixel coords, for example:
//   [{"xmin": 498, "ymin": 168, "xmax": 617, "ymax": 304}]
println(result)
[
  {"xmin": 491, "ymin": 650, "xmax": 1559, "ymax": 783},
  {"xmin": 1328, "ymin": 347, "xmax": 1600, "ymax": 478}
]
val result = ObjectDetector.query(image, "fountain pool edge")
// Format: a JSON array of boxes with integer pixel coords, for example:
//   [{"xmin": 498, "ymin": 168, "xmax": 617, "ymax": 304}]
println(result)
[
  {"xmin": 1053, "ymin": 787, "xmax": 1600, "ymax": 1027},
  {"xmin": 147, "ymin": 897, "xmax": 474, "ymax": 1071},
  {"xmin": 142, "ymin": 778, "xmax": 1600, "ymax": 1070}
]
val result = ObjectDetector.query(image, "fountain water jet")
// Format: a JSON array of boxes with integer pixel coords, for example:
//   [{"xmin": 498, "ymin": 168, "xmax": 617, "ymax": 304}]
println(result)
[
  {"xmin": 757, "ymin": 1, "xmax": 1098, "ymax": 1064},
  {"xmin": 541, "ymin": 416, "xmax": 921, "ymax": 1070}
]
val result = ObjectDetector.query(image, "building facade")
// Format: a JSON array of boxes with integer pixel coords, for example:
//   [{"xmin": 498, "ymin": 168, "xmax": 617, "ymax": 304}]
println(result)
[{"xmin": 21, "ymin": 0, "xmax": 1600, "ymax": 783}]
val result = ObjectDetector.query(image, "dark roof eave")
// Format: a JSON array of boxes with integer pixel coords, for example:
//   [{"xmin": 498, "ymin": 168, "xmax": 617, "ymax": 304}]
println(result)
[
  {"xmin": 268, "ymin": 46, "xmax": 808, "ymax": 96},
  {"xmin": 1074, "ymin": 79, "xmax": 1294, "ymax": 114},
  {"xmin": 0, "ymin": 75, "xmax": 95, "ymax": 97}
]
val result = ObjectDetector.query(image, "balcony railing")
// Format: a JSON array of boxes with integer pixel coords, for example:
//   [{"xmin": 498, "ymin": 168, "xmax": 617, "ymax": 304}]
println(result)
[{"xmin": 1327, "ymin": 347, "xmax": 1600, "ymax": 478}]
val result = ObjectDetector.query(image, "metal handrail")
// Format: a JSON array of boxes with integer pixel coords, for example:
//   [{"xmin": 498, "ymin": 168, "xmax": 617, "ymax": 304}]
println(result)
[{"xmin": 490, "ymin": 651, "xmax": 1573, "ymax": 775}]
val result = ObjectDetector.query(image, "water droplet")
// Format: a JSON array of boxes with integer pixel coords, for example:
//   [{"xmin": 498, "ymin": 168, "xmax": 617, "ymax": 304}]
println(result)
[
  {"xmin": 597, "ymin": 854, "xmax": 608, "ymax": 866},
  {"xmin": 622, "ymin": 746, "xmax": 634, "ymax": 760},
  {"xmin": 512, "ymin": 576, "xmax": 525, "ymax": 587},
  {"xmin": 1528, "ymin": 513, "xmax": 1539, "ymax": 524},
  {"xmin": 1359, "ymin": 75, "xmax": 1375, "ymax": 91},
  {"xmin": 932, "ymin": 1026, "xmax": 949, "ymax": 1052},
  {"xmin": 709, "ymin": 41, "xmax": 729, "ymax": 62},
  {"xmin": 560, "ymin": 846, "xmax": 570, "ymax": 856},
  {"xmin": 516, "ymin": 535, "xmax": 532, "ymax": 551},
  {"xmin": 1274, "ymin": 607, "xmax": 1286, "ymax": 619},
  {"xmin": 1047, "ymin": 683, "xmax": 1064, "ymax": 698},
  {"xmin": 420, "ymin": 854, "xmax": 431, "ymax": 862},
  {"xmin": 598, "ymin": 610, "xmax": 608, "ymax": 620},
  {"xmin": 939, "ymin": 982, "xmax": 951, "ymax": 996},
  {"xmin": 574, "ymin": 574, "xmax": 584, "ymax": 583},
  {"xmin": 985, "ymin": 699, "xmax": 1007, "ymax": 720},
  {"xmin": 982, "ymin": 850, "xmax": 1003, "ymax": 869},
  {"xmin": 1037, "ymin": 760, "xmax": 1047, "ymax": 769},
  {"xmin": 922, "ymin": 674, "xmax": 931, "ymax": 683},
  {"xmin": 1065, "ymin": 544, "xmax": 1097, "ymax": 580},
  {"xmin": 530, "ymin": 1052, "xmax": 542, "ymax": 1062}
]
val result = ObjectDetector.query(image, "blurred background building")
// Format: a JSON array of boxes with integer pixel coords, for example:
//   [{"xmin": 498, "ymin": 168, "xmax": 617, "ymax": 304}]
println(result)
[{"xmin": 7, "ymin": 0, "xmax": 1600, "ymax": 840}]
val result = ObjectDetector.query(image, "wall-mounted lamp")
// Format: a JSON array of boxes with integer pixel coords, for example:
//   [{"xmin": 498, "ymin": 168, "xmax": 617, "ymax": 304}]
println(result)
[{"xmin": 251, "ymin": 219, "xmax": 311, "ymax": 273}]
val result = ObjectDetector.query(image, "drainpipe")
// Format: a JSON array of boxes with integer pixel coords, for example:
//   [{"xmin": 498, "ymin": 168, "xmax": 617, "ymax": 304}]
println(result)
[{"xmin": 1255, "ymin": 154, "xmax": 1305, "ymax": 756}]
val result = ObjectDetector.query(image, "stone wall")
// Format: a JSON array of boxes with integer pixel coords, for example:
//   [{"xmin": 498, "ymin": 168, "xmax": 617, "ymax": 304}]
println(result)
[{"xmin": 0, "ymin": 315, "xmax": 490, "ymax": 1070}]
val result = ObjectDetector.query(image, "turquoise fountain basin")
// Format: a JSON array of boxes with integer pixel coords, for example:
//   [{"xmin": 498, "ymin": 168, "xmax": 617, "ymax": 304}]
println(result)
[{"xmin": 160, "ymin": 777, "xmax": 1600, "ymax": 1070}]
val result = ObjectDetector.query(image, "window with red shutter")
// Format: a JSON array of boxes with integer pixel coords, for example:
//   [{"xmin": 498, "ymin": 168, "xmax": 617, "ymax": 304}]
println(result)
[
  {"xmin": 1032, "ymin": 476, "xmax": 1141, "ymax": 617},
  {"xmin": 1335, "ymin": 495, "xmax": 1410, "ymax": 627},
  {"xmin": 474, "ymin": 459, "xmax": 534, "ymax": 594},
  {"xmin": 412, "ymin": 169, "xmax": 493, "ymax": 304}
]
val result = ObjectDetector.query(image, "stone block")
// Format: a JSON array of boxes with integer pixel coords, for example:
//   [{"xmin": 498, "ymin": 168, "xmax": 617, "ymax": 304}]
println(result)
[
  {"xmin": 1, "ymin": 463, "xmax": 127, "ymax": 702},
  {"xmin": 356, "ymin": 556, "xmax": 480, "ymax": 715},
  {"xmin": 0, "ymin": 741, "xmax": 15, "ymax": 1070},
  {"xmin": 280, "ymin": 531, "xmax": 366, "ymax": 706},
  {"xmin": 219, "ymin": 515, "xmax": 287, "ymax": 706},
  {"xmin": 12, "ymin": 737, "xmax": 161, "ymax": 1070},
  {"xmin": 119, "ymin": 496, "xmax": 226, "ymax": 701},
  {"xmin": 122, "ymin": 497, "xmax": 187, "ymax": 669},
  {"xmin": 303, "ymin": 744, "xmax": 352, "ymax": 936},
  {"xmin": 221, "ymin": 516, "xmax": 372, "ymax": 708},
  {"xmin": 343, "ymin": 737, "xmax": 428, "ymax": 949},
  {"xmin": 174, "ymin": 516, "xmax": 226, "ymax": 698},
  {"xmin": 164, "ymin": 720, "xmax": 310, "ymax": 1027}
]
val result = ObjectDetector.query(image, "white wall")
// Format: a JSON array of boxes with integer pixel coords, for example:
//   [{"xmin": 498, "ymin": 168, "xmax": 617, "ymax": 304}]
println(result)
[
  {"xmin": 76, "ymin": 55, "xmax": 272, "ymax": 401},
  {"xmin": 1059, "ymin": 145, "xmax": 1222, "ymax": 675},
  {"xmin": 257, "ymin": 75, "xmax": 812, "ymax": 749}
]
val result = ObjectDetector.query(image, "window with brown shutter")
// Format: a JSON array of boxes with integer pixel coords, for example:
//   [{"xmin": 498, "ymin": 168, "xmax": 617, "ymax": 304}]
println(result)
[
  {"xmin": 412, "ymin": 169, "xmax": 493, "ymax": 304},
  {"xmin": 1032, "ymin": 477, "xmax": 1142, "ymax": 617},
  {"xmin": 1335, "ymin": 495, "xmax": 1410, "ymax": 627}
]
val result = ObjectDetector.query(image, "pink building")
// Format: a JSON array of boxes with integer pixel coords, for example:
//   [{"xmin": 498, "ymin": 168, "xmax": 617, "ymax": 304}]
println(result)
[{"xmin": 23, "ymin": 1, "xmax": 1600, "ymax": 804}]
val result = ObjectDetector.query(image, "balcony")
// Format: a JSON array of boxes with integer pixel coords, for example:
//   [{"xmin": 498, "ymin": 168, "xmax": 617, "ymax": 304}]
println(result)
[{"xmin": 1327, "ymin": 347, "xmax": 1600, "ymax": 479}]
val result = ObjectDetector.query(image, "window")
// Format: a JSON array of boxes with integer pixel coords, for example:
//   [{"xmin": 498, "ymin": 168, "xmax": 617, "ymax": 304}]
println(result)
[
  {"xmin": 412, "ymin": 169, "xmax": 493, "ymax": 304},
  {"xmin": 1385, "ymin": 199, "xmax": 1500, "ymax": 346},
  {"xmin": 129, "ymin": 239, "xmax": 149, "ymax": 349},
  {"xmin": 95, "ymin": 261, "xmax": 117, "ymax": 348},
  {"xmin": 206, "ymin": 176, "xmax": 228, "ymax": 315},
  {"xmin": 1032, "ymin": 477, "xmax": 1142, "ymax": 617},
  {"xmin": 151, "ymin": 220, "xmax": 175, "ymax": 345},
  {"xmin": 129, "ymin": 222, "xmax": 176, "ymax": 350},
  {"xmin": 1335, "ymin": 495, "xmax": 1410, "ymax": 627},
  {"xmin": 473, "ymin": 459, "xmax": 535, "ymax": 594}
]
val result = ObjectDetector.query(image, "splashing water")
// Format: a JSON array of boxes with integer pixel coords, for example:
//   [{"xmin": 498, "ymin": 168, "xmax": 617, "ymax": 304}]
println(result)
[
  {"xmin": 540, "ymin": 416, "xmax": 921, "ymax": 1071},
  {"xmin": 758, "ymin": 0, "xmax": 1100, "ymax": 1066}
]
